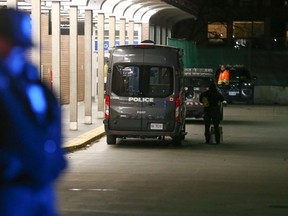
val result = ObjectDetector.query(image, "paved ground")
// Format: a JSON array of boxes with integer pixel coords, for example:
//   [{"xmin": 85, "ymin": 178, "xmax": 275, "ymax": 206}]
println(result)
[
  {"xmin": 61, "ymin": 101, "xmax": 105, "ymax": 151},
  {"xmin": 57, "ymin": 104, "xmax": 288, "ymax": 216}
]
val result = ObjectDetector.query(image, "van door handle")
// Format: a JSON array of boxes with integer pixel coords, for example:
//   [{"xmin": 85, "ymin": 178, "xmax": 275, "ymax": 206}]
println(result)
[{"xmin": 148, "ymin": 102, "xmax": 155, "ymax": 106}]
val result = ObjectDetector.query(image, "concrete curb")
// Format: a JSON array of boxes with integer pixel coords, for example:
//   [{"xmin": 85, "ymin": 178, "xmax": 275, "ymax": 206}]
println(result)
[{"xmin": 63, "ymin": 125, "xmax": 106, "ymax": 152}]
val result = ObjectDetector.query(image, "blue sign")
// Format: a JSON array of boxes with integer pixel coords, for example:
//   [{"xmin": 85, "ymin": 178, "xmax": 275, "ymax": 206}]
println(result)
[{"xmin": 94, "ymin": 40, "xmax": 139, "ymax": 51}]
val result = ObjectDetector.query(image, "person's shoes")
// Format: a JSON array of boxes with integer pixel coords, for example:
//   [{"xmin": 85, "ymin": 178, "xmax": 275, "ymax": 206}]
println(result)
[{"xmin": 205, "ymin": 140, "xmax": 210, "ymax": 144}]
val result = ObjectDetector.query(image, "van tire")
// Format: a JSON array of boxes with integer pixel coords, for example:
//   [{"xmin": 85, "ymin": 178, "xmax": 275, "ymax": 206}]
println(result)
[
  {"xmin": 181, "ymin": 123, "xmax": 186, "ymax": 140},
  {"xmin": 107, "ymin": 135, "xmax": 116, "ymax": 145}
]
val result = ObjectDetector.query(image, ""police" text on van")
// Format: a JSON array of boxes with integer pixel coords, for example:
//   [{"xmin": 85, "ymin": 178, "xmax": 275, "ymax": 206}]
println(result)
[{"xmin": 128, "ymin": 97, "xmax": 154, "ymax": 103}]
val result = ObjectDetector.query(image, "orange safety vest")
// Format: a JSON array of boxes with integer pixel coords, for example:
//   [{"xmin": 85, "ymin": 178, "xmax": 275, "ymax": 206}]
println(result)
[{"xmin": 218, "ymin": 69, "xmax": 230, "ymax": 85}]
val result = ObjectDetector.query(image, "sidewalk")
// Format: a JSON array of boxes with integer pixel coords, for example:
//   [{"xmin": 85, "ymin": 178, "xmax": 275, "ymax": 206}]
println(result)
[{"xmin": 61, "ymin": 101, "xmax": 106, "ymax": 152}]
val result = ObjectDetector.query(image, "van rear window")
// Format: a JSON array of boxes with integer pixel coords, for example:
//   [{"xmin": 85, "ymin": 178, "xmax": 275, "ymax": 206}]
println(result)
[{"xmin": 112, "ymin": 65, "xmax": 173, "ymax": 97}]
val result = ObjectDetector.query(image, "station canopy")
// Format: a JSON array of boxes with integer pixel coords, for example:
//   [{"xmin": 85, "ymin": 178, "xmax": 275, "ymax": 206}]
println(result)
[{"xmin": 1, "ymin": 0, "xmax": 196, "ymax": 25}]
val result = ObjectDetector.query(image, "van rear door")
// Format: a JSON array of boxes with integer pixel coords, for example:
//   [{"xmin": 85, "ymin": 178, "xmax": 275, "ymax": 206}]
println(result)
[
  {"xmin": 140, "ymin": 66, "xmax": 175, "ymax": 132},
  {"xmin": 109, "ymin": 64, "xmax": 175, "ymax": 132}
]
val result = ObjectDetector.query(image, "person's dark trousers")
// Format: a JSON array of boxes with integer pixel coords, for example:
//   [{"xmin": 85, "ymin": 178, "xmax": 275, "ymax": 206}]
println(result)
[{"xmin": 204, "ymin": 107, "xmax": 221, "ymax": 144}]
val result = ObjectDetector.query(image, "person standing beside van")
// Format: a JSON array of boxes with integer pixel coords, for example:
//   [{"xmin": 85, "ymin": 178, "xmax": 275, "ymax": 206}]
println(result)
[{"xmin": 200, "ymin": 82, "xmax": 224, "ymax": 144}]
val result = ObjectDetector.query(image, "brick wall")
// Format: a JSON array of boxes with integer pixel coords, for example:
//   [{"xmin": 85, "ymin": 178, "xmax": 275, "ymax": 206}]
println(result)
[{"xmin": 41, "ymin": 14, "xmax": 85, "ymax": 104}]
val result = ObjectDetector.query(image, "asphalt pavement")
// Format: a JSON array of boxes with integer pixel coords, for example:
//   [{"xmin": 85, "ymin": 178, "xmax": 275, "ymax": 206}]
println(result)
[{"xmin": 61, "ymin": 101, "xmax": 105, "ymax": 152}]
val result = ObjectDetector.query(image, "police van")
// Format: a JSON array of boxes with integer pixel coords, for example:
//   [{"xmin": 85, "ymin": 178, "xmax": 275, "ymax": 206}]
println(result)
[{"xmin": 103, "ymin": 42, "xmax": 186, "ymax": 145}]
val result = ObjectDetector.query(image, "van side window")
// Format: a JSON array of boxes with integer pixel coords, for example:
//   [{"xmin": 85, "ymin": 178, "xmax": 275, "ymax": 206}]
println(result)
[
  {"xmin": 148, "ymin": 67, "xmax": 173, "ymax": 97},
  {"xmin": 112, "ymin": 64, "xmax": 173, "ymax": 97},
  {"xmin": 112, "ymin": 65, "xmax": 140, "ymax": 96}
]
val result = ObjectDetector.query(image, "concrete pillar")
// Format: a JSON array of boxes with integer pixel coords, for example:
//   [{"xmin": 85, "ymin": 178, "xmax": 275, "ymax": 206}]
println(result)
[
  {"xmin": 85, "ymin": 10, "xmax": 93, "ymax": 124},
  {"xmin": 119, "ymin": 18, "xmax": 126, "ymax": 45},
  {"xmin": 109, "ymin": 16, "xmax": 116, "ymax": 48},
  {"xmin": 167, "ymin": 28, "xmax": 172, "ymax": 39},
  {"xmin": 161, "ymin": 27, "xmax": 167, "ymax": 45},
  {"xmin": 141, "ymin": 23, "xmax": 150, "ymax": 41},
  {"xmin": 138, "ymin": 23, "xmax": 142, "ymax": 42},
  {"xmin": 31, "ymin": 0, "xmax": 41, "ymax": 77},
  {"xmin": 155, "ymin": 26, "xmax": 161, "ymax": 44},
  {"xmin": 149, "ymin": 25, "xmax": 155, "ymax": 41},
  {"xmin": 69, "ymin": 6, "xmax": 78, "ymax": 130},
  {"xmin": 51, "ymin": 2, "xmax": 61, "ymax": 100},
  {"xmin": 128, "ymin": 20, "xmax": 134, "ymax": 45},
  {"xmin": 7, "ymin": 0, "xmax": 17, "ymax": 8},
  {"xmin": 97, "ymin": 13, "xmax": 105, "ymax": 118}
]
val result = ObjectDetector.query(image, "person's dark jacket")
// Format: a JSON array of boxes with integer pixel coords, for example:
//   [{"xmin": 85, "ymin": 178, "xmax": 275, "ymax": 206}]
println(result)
[{"xmin": 199, "ymin": 83, "xmax": 224, "ymax": 108}]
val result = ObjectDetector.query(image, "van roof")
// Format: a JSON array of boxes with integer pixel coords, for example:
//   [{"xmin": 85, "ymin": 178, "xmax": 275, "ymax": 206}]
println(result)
[{"xmin": 110, "ymin": 44, "xmax": 183, "ymax": 53}]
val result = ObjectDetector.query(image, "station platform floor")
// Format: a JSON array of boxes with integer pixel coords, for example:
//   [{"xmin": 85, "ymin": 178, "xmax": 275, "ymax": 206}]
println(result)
[{"xmin": 61, "ymin": 101, "xmax": 105, "ymax": 152}]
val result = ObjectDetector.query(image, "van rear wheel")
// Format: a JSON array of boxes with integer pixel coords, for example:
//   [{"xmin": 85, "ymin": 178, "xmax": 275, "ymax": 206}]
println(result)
[
  {"xmin": 107, "ymin": 135, "xmax": 116, "ymax": 145},
  {"xmin": 172, "ymin": 136, "xmax": 182, "ymax": 146}
]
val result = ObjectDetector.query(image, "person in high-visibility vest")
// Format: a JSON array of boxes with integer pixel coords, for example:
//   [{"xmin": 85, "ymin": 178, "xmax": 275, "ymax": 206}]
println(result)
[{"xmin": 218, "ymin": 64, "xmax": 230, "ymax": 85}]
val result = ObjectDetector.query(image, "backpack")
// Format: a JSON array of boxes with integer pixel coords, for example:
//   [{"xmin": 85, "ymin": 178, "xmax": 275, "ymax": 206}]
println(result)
[{"xmin": 0, "ymin": 62, "xmax": 67, "ymax": 188}]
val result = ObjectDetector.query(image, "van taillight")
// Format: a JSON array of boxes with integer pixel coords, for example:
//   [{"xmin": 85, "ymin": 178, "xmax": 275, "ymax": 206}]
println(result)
[
  {"xmin": 105, "ymin": 95, "xmax": 110, "ymax": 119},
  {"xmin": 175, "ymin": 96, "xmax": 181, "ymax": 121}
]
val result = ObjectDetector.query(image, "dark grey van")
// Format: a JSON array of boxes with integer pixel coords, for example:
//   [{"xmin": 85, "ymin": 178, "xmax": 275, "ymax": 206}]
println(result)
[{"xmin": 103, "ymin": 42, "xmax": 186, "ymax": 145}]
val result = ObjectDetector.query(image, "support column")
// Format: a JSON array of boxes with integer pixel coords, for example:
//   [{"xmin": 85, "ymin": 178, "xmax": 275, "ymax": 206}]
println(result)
[
  {"xmin": 97, "ymin": 13, "xmax": 105, "ymax": 118},
  {"xmin": 167, "ymin": 28, "xmax": 172, "ymax": 39},
  {"xmin": 7, "ymin": 0, "xmax": 17, "ymax": 8},
  {"xmin": 161, "ymin": 27, "xmax": 167, "ymax": 45},
  {"xmin": 155, "ymin": 26, "xmax": 161, "ymax": 44},
  {"xmin": 141, "ymin": 23, "xmax": 150, "ymax": 41},
  {"xmin": 128, "ymin": 20, "xmax": 134, "ymax": 45},
  {"xmin": 109, "ymin": 16, "xmax": 116, "ymax": 48},
  {"xmin": 69, "ymin": 6, "xmax": 78, "ymax": 130},
  {"xmin": 31, "ymin": 0, "xmax": 41, "ymax": 77},
  {"xmin": 84, "ymin": 10, "xmax": 93, "ymax": 124},
  {"xmin": 51, "ymin": 2, "xmax": 61, "ymax": 100},
  {"xmin": 149, "ymin": 25, "xmax": 155, "ymax": 41},
  {"xmin": 119, "ymin": 18, "xmax": 126, "ymax": 45}
]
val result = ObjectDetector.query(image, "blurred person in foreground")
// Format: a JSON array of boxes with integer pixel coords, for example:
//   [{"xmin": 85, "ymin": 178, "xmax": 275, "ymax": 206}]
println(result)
[
  {"xmin": 0, "ymin": 8, "xmax": 67, "ymax": 216},
  {"xmin": 199, "ymin": 82, "xmax": 224, "ymax": 144}
]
